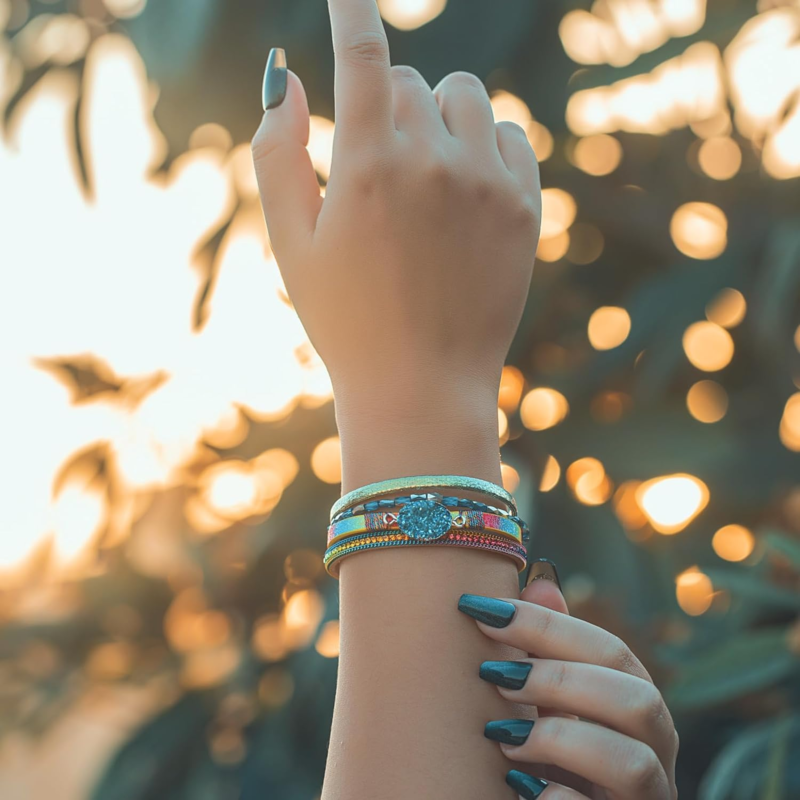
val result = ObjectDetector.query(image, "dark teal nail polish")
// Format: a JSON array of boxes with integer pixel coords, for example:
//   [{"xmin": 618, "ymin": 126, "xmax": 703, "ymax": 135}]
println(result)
[
  {"xmin": 479, "ymin": 660, "xmax": 532, "ymax": 690},
  {"xmin": 525, "ymin": 558, "xmax": 562, "ymax": 590},
  {"xmin": 458, "ymin": 594, "xmax": 516, "ymax": 627},
  {"xmin": 262, "ymin": 47, "xmax": 287, "ymax": 111},
  {"xmin": 484, "ymin": 718, "xmax": 534, "ymax": 746},
  {"xmin": 506, "ymin": 770, "xmax": 549, "ymax": 798}
]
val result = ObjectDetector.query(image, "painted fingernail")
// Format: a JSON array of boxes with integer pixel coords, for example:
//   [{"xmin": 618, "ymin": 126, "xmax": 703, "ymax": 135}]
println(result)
[
  {"xmin": 458, "ymin": 594, "xmax": 517, "ymax": 628},
  {"xmin": 506, "ymin": 769, "xmax": 549, "ymax": 799},
  {"xmin": 479, "ymin": 660, "xmax": 533, "ymax": 690},
  {"xmin": 484, "ymin": 719, "xmax": 534, "ymax": 746},
  {"xmin": 262, "ymin": 47, "xmax": 287, "ymax": 111},
  {"xmin": 525, "ymin": 558, "xmax": 562, "ymax": 590}
]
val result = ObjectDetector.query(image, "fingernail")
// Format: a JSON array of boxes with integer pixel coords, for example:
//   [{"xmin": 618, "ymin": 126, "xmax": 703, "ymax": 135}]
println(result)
[
  {"xmin": 458, "ymin": 594, "xmax": 517, "ymax": 628},
  {"xmin": 479, "ymin": 660, "xmax": 533, "ymax": 690},
  {"xmin": 525, "ymin": 558, "xmax": 562, "ymax": 590},
  {"xmin": 484, "ymin": 719, "xmax": 534, "ymax": 746},
  {"xmin": 506, "ymin": 770, "xmax": 549, "ymax": 799},
  {"xmin": 262, "ymin": 47, "xmax": 287, "ymax": 111}
]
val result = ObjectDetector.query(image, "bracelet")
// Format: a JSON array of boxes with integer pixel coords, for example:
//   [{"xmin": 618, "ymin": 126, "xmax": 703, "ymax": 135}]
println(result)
[
  {"xmin": 324, "ymin": 529, "xmax": 528, "ymax": 578},
  {"xmin": 330, "ymin": 474, "xmax": 517, "ymax": 522},
  {"xmin": 327, "ymin": 506, "xmax": 524, "ymax": 548},
  {"xmin": 331, "ymin": 493, "xmax": 530, "ymax": 541}
]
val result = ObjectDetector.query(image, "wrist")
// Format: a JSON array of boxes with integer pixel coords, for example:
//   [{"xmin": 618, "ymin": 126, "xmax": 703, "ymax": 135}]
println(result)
[{"xmin": 333, "ymin": 383, "xmax": 502, "ymax": 496}]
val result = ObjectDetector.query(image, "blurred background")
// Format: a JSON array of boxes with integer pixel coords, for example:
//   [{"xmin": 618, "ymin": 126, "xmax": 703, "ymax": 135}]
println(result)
[{"xmin": 1, "ymin": 0, "xmax": 800, "ymax": 797}]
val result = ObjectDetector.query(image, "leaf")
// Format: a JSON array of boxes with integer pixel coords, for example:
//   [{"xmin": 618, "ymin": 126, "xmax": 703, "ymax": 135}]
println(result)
[
  {"xmin": 699, "ymin": 715, "xmax": 800, "ymax": 800},
  {"xmin": 90, "ymin": 694, "xmax": 213, "ymax": 800},
  {"xmin": 761, "ymin": 715, "xmax": 793, "ymax": 800},
  {"xmin": 667, "ymin": 627, "xmax": 799, "ymax": 711},
  {"xmin": 763, "ymin": 531, "xmax": 800, "ymax": 571},
  {"xmin": 704, "ymin": 569, "xmax": 800, "ymax": 611}
]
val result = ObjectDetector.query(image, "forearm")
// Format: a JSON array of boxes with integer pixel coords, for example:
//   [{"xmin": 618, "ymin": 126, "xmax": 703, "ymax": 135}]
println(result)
[{"xmin": 321, "ymin": 396, "xmax": 527, "ymax": 799}]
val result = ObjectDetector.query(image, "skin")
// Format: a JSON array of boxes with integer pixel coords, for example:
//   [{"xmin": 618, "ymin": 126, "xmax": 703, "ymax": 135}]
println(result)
[{"xmin": 251, "ymin": 0, "xmax": 678, "ymax": 797}]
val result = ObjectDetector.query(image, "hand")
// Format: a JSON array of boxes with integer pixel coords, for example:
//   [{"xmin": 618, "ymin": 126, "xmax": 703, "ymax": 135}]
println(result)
[
  {"xmin": 459, "ymin": 563, "xmax": 679, "ymax": 799},
  {"xmin": 251, "ymin": 0, "xmax": 541, "ymax": 427}
]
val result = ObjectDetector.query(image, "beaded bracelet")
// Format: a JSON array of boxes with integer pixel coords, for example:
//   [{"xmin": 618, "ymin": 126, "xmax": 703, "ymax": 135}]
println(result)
[
  {"xmin": 331, "ymin": 493, "xmax": 530, "ymax": 542},
  {"xmin": 324, "ymin": 529, "xmax": 528, "ymax": 578},
  {"xmin": 330, "ymin": 474, "xmax": 517, "ymax": 522}
]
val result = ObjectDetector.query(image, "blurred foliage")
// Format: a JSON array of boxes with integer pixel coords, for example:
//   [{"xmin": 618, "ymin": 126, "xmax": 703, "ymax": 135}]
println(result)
[{"xmin": 1, "ymin": 1, "xmax": 800, "ymax": 799}]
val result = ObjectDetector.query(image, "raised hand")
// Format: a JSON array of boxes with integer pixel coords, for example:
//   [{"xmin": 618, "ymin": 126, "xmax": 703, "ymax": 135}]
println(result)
[{"xmin": 251, "ymin": 0, "xmax": 541, "ymax": 474}]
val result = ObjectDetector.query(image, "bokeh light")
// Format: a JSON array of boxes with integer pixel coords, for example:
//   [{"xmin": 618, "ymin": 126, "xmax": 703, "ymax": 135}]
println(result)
[
  {"xmin": 670, "ymin": 202, "xmax": 728, "ymax": 259},
  {"xmin": 315, "ymin": 620, "xmax": 340, "ymax": 658},
  {"xmin": 539, "ymin": 455, "xmax": 561, "ymax": 492},
  {"xmin": 712, "ymin": 524, "xmax": 755, "ymax": 562},
  {"xmin": 683, "ymin": 321, "xmax": 735, "ymax": 371},
  {"xmin": 490, "ymin": 90, "xmax": 553, "ymax": 161},
  {"xmin": 687, "ymin": 380, "xmax": 729, "ymax": 423},
  {"xmin": 311, "ymin": 437, "xmax": 342, "ymax": 484},
  {"xmin": 501, "ymin": 464, "xmax": 521, "ymax": 494},
  {"xmin": 780, "ymin": 393, "xmax": 800, "ymax": 452},
  {"xmin": 572, "ymin": 134, "xmax": 623, "ymax": 176},
  {"xmin": 637, "ymin": 474, "xmax": 710, "ymax": 533},
  {"xmin": 378, "ymin": 0, "xmax": 447, "ymax": 30},
  {"xmin": 566, "ymin": 223, "xmax": 604, "ymax": 265},
  {"xmin": 566, "ymin": 457, "xmax": 613, "ymax": 506},
  {"xmin": 697, "ymin": 136, "xmax": 742, "ymax": 180},
  {"xmin": 103, "ymin": 0, "xmax": 148, "ymax": 19},
  {"xmin": 705, "ymin": 288, "xmax": 746, "ymax": 328},
  {"xmin": 520, "ymin": 388, "xmax": 569, "ymax": 431},
  {"xmin": 559, "ymin": 0, "xmax": 707, "ymax": 68},
  {"xmin": 498, "ymin": 365, "xmax": 525, "ymax": 413},
  {"xmin": 588, "ymin": 306, "xmax": 631, "ymax": 350},
  {"xmin": 676, "ymin": 566, "xmax": 714, "ymax": 616},
  {"xmin": 540, "ymin": 188, "xmax": 577, "ymax": 239}
]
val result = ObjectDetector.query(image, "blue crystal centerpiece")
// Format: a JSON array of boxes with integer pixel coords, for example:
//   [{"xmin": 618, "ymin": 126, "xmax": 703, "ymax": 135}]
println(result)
[{"xmin": 397, "ymin": 499, "xmax": 452, "ymax": 540}]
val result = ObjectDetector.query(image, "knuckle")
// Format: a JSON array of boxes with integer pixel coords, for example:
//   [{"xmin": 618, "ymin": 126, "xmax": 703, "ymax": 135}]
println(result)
[
  {"xmin": 497, "ymin": 120, "xmax": 528, "ymax": 138},
  {"xmin": 538, "ymin": 716, "xmax": 569, "ymax": 752},
  {"xmin": 250, "ymin": 132, "xmax": 279, "ymax": 169},
  {"xmin": 391, "ymin": 64, "xmax": 423, "ymax": 83},
  {"xmin": 419, "ymin": 150, "xmax": 453, "ymax": 184},
  {"xmin": 626, "ymin": 745, "xmax": 664, "ymax": 794},
  {"xmin": 607, "ymin": 634, "xmax": 639, "ymax": 674},
  {"xmin": 526, "ymin": 607, "xmax": 559, "ymax": 649},
  {"xmin": 472, "ymin": 175, "xmax": 496, "ymax": 203},
  {"xmin": 515, "ymin": 197, "xmax": 540, "ymax": 228},
  {"xmin": 543, "ymin": 660, "xmax": 570, "ymax": 697},
  {"xmin": 340, "ymin": 31, "xmax": 389, "ymax": 68},
  {"xmin": 446, "ymin": 70, "xmax": 486, "ymax": 92},
  {"xmin": 632, "ymin": 686, "xmax": 670, "ymax": 733}
]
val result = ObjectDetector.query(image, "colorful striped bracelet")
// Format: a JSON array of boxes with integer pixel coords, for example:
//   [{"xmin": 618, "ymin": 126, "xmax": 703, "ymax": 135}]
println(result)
[
  {"xmin": 327, "ymin": 506, "xmax": 524, "ymax": 548},
  {"xmin": 324, "ymin": 529, "xmax": 528, "ymax": 578},
  {"xmin": 330, "ymin": 493, "xmax": 530, "ymax": 542},
  {"xmin": 330, "ymin": 474, "xmax": 517, "ymax": 522}
]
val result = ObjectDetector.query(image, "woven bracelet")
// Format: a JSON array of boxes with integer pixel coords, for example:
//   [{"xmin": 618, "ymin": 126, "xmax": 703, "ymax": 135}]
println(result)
[{"xmin": 324, "ymin": 529, "xmax": 528, "ymax": 578}]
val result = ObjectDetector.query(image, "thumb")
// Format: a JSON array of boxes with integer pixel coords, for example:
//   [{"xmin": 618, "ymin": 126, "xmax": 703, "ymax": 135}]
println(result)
[
  {"xmin": 521, "ymin": 558, "xmax": 568, "ymax": 614},
  {"xmin": 252, "ymin": 49, "xmax": 322, "ymax": 261}
]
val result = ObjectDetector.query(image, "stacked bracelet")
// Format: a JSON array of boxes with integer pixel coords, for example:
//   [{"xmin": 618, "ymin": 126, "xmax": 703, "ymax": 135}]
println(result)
[{"xmin": 324, "ymin": 482, "xmax": 529, "ymax": 578}]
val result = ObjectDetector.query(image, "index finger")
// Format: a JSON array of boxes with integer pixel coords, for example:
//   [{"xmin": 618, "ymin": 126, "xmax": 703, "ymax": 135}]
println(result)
[
  {"xmin": 462, "ymin": 596, "xmax": 654, "ymax": 684},
  {"xmin": 327, "ymin": 0, "xmax": 393, "ymax": 141}
]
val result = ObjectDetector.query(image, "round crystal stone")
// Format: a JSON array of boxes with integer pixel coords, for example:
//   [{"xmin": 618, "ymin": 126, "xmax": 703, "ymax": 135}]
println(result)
[{"xmin": 397, "ymin": 499, "xmax": 452, "ymax": 540}]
